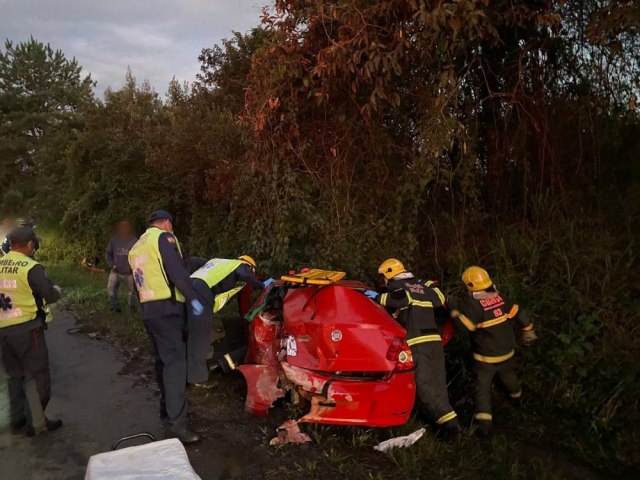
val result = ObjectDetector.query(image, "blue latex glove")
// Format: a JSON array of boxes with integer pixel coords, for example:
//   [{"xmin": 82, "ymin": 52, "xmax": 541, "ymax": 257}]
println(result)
[
  {"xmin": 263, "ymin": 278, "xmax": 276, "ymax": 287},
  {"xmin": 191, "ymin": 299, "xmax": 204, "ymax": 316},
  {"xmin": 364, "ymin": 290, "xmax": 379, "ymax": 299}
]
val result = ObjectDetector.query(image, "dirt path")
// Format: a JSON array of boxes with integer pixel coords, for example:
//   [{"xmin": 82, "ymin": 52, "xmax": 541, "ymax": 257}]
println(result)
[
  {"xmin": 0, "ymin": 311, "xmax": 161, "ymax": 479},
  {"xmin": 0, "ymin": 310, "xmax": 298, "ymax": 480}
]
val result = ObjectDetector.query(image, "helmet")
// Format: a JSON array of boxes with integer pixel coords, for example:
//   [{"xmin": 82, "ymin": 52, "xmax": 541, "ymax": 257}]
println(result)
[
  {"xmin": 462, "ymin": 266, "xmax": 493, "ymax": 292},
  {"xmin": 378, "ymin": 258, "xmax": 406, "ymax": 280},
  {"xmin": 238, "ymin": 255, "xmax": 257, "ymax": 269}
]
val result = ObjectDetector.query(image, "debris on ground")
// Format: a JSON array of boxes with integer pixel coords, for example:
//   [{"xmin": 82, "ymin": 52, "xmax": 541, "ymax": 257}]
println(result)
[
  {"xmin": 269, "ymin": 420, "xmax": 312, "ymax": 446},
  {"xmin": 373, "ymin": 428, "xmax": 426, "ymax": 452}
]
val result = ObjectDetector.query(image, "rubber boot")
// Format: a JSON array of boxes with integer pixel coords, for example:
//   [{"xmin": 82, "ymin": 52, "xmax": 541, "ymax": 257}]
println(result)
[
  {"xmin": 475, "ymin": 420, "xmax": 492, "ymax": 439},
  {"xmin": 26, "ymin": 418, "xmax": 63, "ymax": 437},
  {"xmin": 165, "ymin": 425, "xmax": 202, "ymax": 444},
  {"xmin": 439, "ymin": 418, "xmax": 463, "ymax": 442}
]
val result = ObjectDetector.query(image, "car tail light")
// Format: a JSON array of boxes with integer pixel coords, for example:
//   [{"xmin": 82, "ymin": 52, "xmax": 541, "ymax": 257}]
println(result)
[{"xmin": 387, "ymin": 337, "xmax": 414, "ymax": 372}]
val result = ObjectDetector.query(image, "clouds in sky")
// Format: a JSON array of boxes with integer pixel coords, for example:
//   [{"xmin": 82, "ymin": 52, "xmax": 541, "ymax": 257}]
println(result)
[{"xmin": 1, "ymin": 0, "xmax": 265, "ymax": 95}]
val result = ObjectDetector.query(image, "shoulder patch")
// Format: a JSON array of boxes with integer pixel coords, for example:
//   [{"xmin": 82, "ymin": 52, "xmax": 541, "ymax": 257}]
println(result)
[{"xmin": 166, "ymin": 235, "xmax": 176, "ymax": 244}]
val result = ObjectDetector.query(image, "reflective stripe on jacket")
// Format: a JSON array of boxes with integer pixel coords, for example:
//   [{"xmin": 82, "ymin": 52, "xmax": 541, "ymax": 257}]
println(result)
[
  {"xmin": 128, "ymin": 227, "xmax": 185, "ymax": 303},
  {"xmin": 191, "ymin": 259, "xmax": 245, "ymax": 313},
  {"xmin": 0, "ymin": 251, "xmax": 39, "ymax": 327}
]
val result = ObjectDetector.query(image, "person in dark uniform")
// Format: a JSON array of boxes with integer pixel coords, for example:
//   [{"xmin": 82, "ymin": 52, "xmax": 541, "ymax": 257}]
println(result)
[
  {"xmin": 128, "ymin": 210, "xmax": 204, "ymax": 444},
  {"xmin": 366, "ymin": 258, "xmax": 461, "ymax": 436},
  {"xmin": 0, "ymin": 227, "xmax": 62, "ymax": 436},
  {"xmin": 450, "ymin": 266, "xmax": 537, "ymax": 437},
  {"xmin": 187, "ymin": 256, "xmax": 268, "ymax": 383}
]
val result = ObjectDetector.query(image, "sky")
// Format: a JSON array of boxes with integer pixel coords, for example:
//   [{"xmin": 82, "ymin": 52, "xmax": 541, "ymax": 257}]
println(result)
[{"xmin": 0, "ymin": 0, "xmax": 266, "ymax": 95}]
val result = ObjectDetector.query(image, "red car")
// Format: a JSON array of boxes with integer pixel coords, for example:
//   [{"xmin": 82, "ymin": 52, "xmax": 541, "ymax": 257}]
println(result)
[{"xmin": 228, "ymin": 269, "xmax": 452, "ymax": 427}]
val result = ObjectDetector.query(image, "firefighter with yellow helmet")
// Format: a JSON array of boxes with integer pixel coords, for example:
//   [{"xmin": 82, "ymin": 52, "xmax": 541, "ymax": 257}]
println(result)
[
  {"xmin": 366, "ymin": 258, "xmax": 461, "ymax": 437},
  {"xmin": 450, "ymin": 266, "xmax": 537, "ymax": 437},
  {"xmin": 187, "ymin": 255, "xmax": 271, "ymax": 383}
]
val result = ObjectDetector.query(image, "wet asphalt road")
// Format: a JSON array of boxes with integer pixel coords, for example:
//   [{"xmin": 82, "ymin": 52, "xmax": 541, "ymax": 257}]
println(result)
[{"xmin": 0, "ymin": 311, "xmax": 162, "ymax": 480}]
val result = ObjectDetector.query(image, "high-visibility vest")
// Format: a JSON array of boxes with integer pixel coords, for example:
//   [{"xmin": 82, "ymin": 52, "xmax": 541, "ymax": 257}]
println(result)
[
  {"xmin": 191, "ymin": 259, "xmax": 244, "ymax": 313},
  {"xmin": 0, "ymin": 251, "xmax": 40, "ymax": 328},
  {"xmin": 128, "ymin": 227, "xmax": 185, "ymax": 303}
]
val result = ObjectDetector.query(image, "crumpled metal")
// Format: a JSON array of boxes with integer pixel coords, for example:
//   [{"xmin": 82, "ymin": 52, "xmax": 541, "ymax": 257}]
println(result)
[{"xmin": 269, "ymin": 420, "xmax": 312, "ymax": 446}]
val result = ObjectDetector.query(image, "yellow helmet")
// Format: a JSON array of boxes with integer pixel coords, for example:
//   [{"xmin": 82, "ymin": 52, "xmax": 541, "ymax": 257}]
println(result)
[
  {"xmin": 378, "ymin": 258, "xmax": 406, "ymax": 280},
  {"xmin": 462, "ymin": 266, "xmax": 492, "ymax": 292},
  {"xmin": 238, "ymin": 255, "xmax": 257, "ymax": 269}
]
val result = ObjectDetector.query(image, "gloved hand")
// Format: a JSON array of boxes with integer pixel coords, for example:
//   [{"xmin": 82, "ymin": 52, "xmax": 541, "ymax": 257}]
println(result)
[
  {"xmin": 263, "ymin": 278, "xmax": 276, "ymax": 287},
  {"xmin": 191, "ymin": 299, "xmax": 204, "ymax": 316},
  {"xmin": 364, "ymin": 290, "xmax": 379, "ymax": 299},
  {"xmin": 521, "ymin": 328, "xmax": 538, "ymax": 345},
  {"xmin": 53, "ymin": 285, "xmax": 63, "ymax": 296}
]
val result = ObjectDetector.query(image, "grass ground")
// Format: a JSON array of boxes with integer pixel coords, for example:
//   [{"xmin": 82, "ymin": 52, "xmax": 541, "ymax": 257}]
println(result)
[{"xmin": 45, "ymin": 263, "xmax": 637, "ymax": 479}]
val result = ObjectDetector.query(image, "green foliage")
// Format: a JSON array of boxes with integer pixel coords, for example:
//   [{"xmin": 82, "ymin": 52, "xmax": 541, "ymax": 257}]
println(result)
[
  {"xmin": 1, "ymin": 3, "xmax": 639, "ymax": 474},
  {"xmin": 0, "ymin": 37, "xmax": 94, "ymax": 218}
]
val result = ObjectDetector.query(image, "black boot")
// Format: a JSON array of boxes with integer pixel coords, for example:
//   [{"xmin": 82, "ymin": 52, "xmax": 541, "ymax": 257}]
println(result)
[
  {"xmin": 165, "ymin": 425, "xmax": 202, "ymax": 444},
  {"xmin": 475, "ymin": 420, "xmax": 492, "ymax": 439},
  {"xmin": 26, "ymin": 418, "xmax": 63, "ymax": 437},
  {"xmin": 11, "ymin": 418, "xmax": 27, "ymax": 435},
  {"xmin": 439, "ymin": 419, "xmax": 463, "ymax": 442}
]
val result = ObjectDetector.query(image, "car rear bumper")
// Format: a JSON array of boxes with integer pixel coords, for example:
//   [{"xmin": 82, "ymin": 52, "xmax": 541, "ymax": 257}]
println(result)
[{"xmin": 282, "ymin": 362, "xmax": 415, "ymax": 427}]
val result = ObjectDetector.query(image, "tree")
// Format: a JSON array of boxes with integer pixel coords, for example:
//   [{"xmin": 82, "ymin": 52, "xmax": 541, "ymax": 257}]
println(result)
[
  {"xmin": 0, "ymin": 37, "xmax": 94, "ymax": 218},
  {"xmin": 60, "ymin": 70, "xmax": 167, "ymax": 247}
]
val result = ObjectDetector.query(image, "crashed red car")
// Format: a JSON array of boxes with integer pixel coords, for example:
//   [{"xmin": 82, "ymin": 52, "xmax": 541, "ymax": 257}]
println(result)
[{"xmin": 217, "ymin": 269, "xmax": 453, "ymax": 428}]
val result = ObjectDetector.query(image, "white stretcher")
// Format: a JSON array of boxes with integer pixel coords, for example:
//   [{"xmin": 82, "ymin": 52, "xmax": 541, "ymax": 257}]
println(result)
[{"xmin": 84, "ymin": 438, "xmax": 201, "ymax": 480}]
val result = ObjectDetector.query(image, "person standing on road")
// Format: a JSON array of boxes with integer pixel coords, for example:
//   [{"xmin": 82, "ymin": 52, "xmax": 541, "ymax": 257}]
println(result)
[
  {"xmin": 105, "ymin": 220, "xmax": 138, "ymax": 313},
  {"xmin": 366, "ymin": 258, "xmax": 461, "ymax": 437},
  {"xmin": 128, "ymin": 210, "xmax": 204, "ymax": 444},
  {"xmin": 0, "ymin": 227, "xmax": 62, "ymax": 436},
  {"xmin": 450, "ymin": 266, "xmax": 537, "ymax": 437},
  {"xmin": 188, "ymin": 256, "xmax": 269, "ymax": 382}
]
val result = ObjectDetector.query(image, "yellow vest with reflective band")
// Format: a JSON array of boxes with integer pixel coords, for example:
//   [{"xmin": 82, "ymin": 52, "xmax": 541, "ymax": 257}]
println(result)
[
  {"xmin": 128, "ymin": 227, "xmax": 185, "ymax": 304},
  {"xmin": 191, "ymin": 259, "xmax": 244, "ymax": 313},
  {"xmin": 0, "ymin": 252, "xmax": 40, "ymax": 328}
]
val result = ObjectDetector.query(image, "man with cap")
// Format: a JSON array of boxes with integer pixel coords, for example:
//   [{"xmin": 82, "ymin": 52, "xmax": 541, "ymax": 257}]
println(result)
[
  {"xmin": 128, "ymin": 210, "xmax": 205, "ymax": 444},
  {"xmin": 0, "ymin": 227, "xmax": 62, "ymax": 436},
  {"xmin": 187, "ymin": 256, "xmax": 270, "ymax": 382}
]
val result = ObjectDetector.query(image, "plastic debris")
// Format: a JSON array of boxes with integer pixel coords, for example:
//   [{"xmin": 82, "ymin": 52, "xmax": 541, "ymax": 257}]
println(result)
[
  {"xmin": 373, "ymin": 428, "xmax": 426, "ymax": 452},
  {"xmin": 269, "ymin": 420, "xmax": 312, "ymax": 446}
]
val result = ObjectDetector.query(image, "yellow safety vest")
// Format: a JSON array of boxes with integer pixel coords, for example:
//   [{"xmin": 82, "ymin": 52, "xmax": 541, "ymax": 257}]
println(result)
[
  {"xmin": 128, "ymin": 227, "xmax": 185, "ymax": 303},
  {"xmin": 0, "ymin": 251, "xmax": 40, "ymax": 328},
  {"xmin": 191, "ymin": 259, "xmax": 244, "ymax": 313}
]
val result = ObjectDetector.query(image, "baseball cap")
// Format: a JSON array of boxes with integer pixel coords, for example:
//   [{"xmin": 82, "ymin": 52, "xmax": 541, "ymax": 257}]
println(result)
[{"xmin": 148, "ymin": 210, "xmax": 174, "ymax": 224}]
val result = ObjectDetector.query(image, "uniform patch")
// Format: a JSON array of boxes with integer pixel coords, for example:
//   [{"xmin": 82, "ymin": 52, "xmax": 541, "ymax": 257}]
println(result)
[
  {"xmin": 166, "ymin": 235, "xmax": 176, "ymax": 244},
  {"xmin": 0, "ymin": 293, "xmax": 13, "ymax": 311}
]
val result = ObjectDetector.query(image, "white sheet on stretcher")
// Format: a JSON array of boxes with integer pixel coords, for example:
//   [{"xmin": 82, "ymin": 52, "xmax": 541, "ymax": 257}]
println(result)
[{"xmin": 84, "ymin": 438, "xmax": 201, "ymax": 480}]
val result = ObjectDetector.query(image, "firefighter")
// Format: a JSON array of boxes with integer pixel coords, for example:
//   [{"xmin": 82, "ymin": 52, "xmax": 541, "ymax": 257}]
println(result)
[
  {"xmin": 450, "ymin": 266, "xmax": 538, "ymax": 437},
  {"xmin": 0, "ymin": 227, "xmax": 62, "ymax": 436},
  {"xmin": 187, "ymin": 256, "xmax": 271, "ymax": 383},
  {"xmin": 128, "ymin": 210, "xmax": 205, "ymax": 444},
  {"xmin": 367, "ymin": 258, "xmax": 461, "ymax": 436}
]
